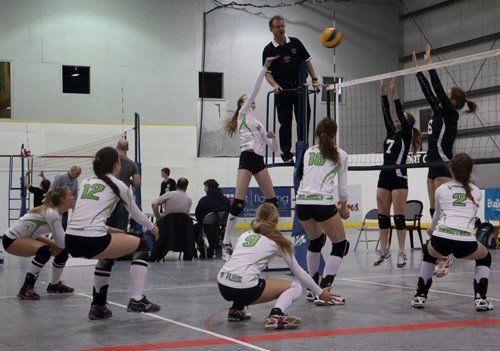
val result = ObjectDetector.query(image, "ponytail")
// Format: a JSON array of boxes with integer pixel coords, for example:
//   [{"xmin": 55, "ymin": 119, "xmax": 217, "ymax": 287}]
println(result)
[
  {"xmin": 464, "ymin": 100, "xmax": 478, "ymax": 114},
  {"xmin": 449, "ymin": 153, "xmax": 478, "ymax": 207},
  {"xmin": 251, "ymin": 203, "xmax": 294, "ymax": 255},
  {"xmin": 31, "ymin": 186, "xmax": 69, "ymax": 214},
  {"xmin": 224, "ymin": 94, "xmax": 246, "ymax": 137},
  {"xmin": 315, "ymin": 118, "xmax": 340, "ymax": 164},
  {"xmin": 93, "ymin": 147, "xmax": 124, "ymax": 205}
]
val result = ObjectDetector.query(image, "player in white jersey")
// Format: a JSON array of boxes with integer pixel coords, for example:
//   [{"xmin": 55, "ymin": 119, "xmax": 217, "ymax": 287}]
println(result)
[
  {"xmin": 221, "ymin": 56, "xmax": 279, "ymax": 260},
  {"xmin": 65, "ymin": 147, "xmax": 161, "ymax": 320},
  {"xmin": 218, "ymin": 203, "xmax": 338, "ymax": 330},
  {"xmin": 411, "ymin": 153, "xmax": 493, "ymax": 311},
  {"xmin": 3, "ymin": 187, "xmax": 75, "ymax": 300},
  {"xmin": 295, "ymin": 118, "xmax": 350, "ymax": 306}
]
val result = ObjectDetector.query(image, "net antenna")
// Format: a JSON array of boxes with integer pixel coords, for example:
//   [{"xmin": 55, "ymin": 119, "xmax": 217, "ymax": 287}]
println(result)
[{"xmin": 336, "ymin": 48, "xmax": 500, "ymax": 170}]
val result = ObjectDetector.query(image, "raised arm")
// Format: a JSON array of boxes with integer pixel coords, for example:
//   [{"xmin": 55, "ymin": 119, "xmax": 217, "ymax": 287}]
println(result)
[
  {"xmin": 380, "ymin": 80, "xmax": 395, "ymax": 134},
  {"xmin": 390, "ymin": 79, "xmax": 410, "ymax": 131},
  {"xmin": 240, "ymin": 57, "xmax": 278, "ymax": 115},
  {"xmin": 413, "ymin": 50, "xmax": 439, "ymax": 113}
]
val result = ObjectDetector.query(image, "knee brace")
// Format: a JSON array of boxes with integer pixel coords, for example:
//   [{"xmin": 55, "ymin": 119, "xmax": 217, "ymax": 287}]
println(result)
[
  {"xmin": 132, "ymin": 238, "xmax": 150, "ymax": 261},
  {"xmin": 96, "ymin": 258, "xmax": 114, "ymax": 272},
  {"xmin": 422, "ymin": 244, "xmax": 436, "ymax": 264},
  {"xmin": 53, "ymin": 248, "xmax": 69, "ymax": 266},
  {"xmin": 378, "ymin": 214, "xmax": 391, "ymax": 229},
  {"xmin": 330, "ymin": 239, "xmax": 349, "ymax": 258},
  {"xmin": 308, "ymin": 234, "xmax": 326, "ymax": 253},
  {"xmin": 475, "ymin": 252, "xmax": 491, "ymax": 268},
  {"xmin": 230, "ymin": 198, "xmax": 245, "ymax": 217},
  {"xmin": 393, "ymin": 215, "xmax": 406, "ymax": 230},
  {"xmin": 474, "ymin": 277, "xmax": 489, "ymax": 299},
  {"xmin": 34, "ymin": 245, "xmax": 52, "ymax": 266},
  {"xmin": 265, "ymin": 197, "xmax": 278, "ymax": 209}
]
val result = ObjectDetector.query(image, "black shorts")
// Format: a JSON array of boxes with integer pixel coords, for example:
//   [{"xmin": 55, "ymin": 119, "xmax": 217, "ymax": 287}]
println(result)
[
  {"xmin": 2, "ymin": 235, "xmax": 15, "ymax": 250},
  {"xmin": 65, "ymin": 233, "xmax": 112, "ymax": 259},
  {"xmin": 377, "ymin": 175, "xmax": 408, "ymax": 191},
  {"xmin": 218, "ymin": 279, "xmax": 266, "ymax": 306},
  {"xmin": 296, "ymin": 204, "xmax": 338, "ymax": 222},
  {"xmin": 431, "ymin": 235, "xmax": 478, "ymax": 259},
  {"xmin": 428, "ymin": 164, "xmax": 451, "ymax": 180},
  {"xmin": 238, "ymin": 151, "xmax": 266, "ymax": 174}
]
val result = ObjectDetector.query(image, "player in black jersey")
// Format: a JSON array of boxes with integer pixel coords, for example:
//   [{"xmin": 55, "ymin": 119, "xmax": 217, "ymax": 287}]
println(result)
[
  {"xmin": 413, "ymin": 45, "xmax": 477, "ymax": 276},
  {"xmin": 374, "ymin": 79, "xmax": 421, "ymax": 268}
]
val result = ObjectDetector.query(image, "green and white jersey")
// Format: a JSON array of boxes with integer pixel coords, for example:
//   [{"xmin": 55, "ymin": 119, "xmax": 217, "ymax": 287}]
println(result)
[
  {"xmin": 67, "ymin": 174, "xmax": 154, "ymax": 238},
  {"xmin": 430, "ymin": 180, "xmax": 482, "ymax": 242},
  {"xmin": 5, "ymin": 208, "xmax": 65, "ymax": 248},
  {"xmin": 296, "ymin": 145, "xmax": 349, "ymax": 205},
  {"xmin": 217, "ymin": 230, "xmax": 322, "ymax": 295}
]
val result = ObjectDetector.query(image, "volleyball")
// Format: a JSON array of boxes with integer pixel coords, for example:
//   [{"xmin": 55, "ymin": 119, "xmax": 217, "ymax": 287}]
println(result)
[
  {"xmin": 21, "ymin": 147, "xmax": 31, "ymax": 158},
  {"xmin": 320, "ymin": 27, "xmax": 342, "ymax": 48}
]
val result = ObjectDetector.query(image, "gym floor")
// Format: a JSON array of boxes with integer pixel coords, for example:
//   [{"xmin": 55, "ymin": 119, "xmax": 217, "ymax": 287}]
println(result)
[{"xmin": 0, "ymin": 230, "xmax": 498, "ymax": 351}]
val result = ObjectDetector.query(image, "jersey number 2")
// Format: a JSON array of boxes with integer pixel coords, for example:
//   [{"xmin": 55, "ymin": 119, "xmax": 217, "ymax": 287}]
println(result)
[{"xmin": 452, "ymin": 193, "xmax": 467, "ymax": 207}]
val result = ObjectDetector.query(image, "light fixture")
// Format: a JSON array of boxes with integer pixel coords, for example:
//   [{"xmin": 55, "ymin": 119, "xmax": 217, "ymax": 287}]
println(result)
[{"xmin": 71, "ymin": 67, "xmax": 80, "ymax": 77}]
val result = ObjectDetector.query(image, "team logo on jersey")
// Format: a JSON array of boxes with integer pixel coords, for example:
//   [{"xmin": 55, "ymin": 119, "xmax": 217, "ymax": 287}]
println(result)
[
  {"xmin": 283, "ymin": 55, "xmax": 291, "ymax": 63},
  {"xmin": 291, "ymin": 48, "xmax": 297, "ymax": 54}
]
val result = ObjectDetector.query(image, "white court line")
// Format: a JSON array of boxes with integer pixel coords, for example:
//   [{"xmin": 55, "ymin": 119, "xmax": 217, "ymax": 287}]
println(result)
[
  {"xmin": 339, "ymin": 278, "xmax": 500, "ymax": 302},
  {"xmin": 342, "ymin": 270, "xmax": 500, "ymax": 281},
  {"xmin": 77, "ymin": 293, "xmax": 272, "ymax": 351}
]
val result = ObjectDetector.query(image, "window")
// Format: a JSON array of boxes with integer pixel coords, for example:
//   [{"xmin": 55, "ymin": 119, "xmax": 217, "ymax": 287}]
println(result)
[
  {"xmin": 0, "ymin": 62, "xmax": 11, "ymax": 118},
  {"xmin": 199, "ymin": 72, "xmax": 223, "ymax": 99},
  {"xmin": 62, "ymin": 65, "xmax": 90, "ymax": 94}
]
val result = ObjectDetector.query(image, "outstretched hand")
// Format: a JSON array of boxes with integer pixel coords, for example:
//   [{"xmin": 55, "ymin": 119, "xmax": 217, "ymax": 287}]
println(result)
[
  {"xmin": 411, "ymin": 51, "xmax": 418, "ymax": 68},
  {"xmin": 267, "ymin": 131, "xmax": 276, "ymax": 138},
  {"xmin": 318, "ymin": 287, "xmax": 342, "ymax": 304},
  {"xmin": 424, "ymin": 44, "xmax": 432, "ymax": 64},
  {"xmin": 151, "ymin": 226, "xmax": 160, "ymax": 241},
  {"xmin": 389, "ymin": 78, "xmax": 396, "ymax": 95},
  {"xmin": 380, "ymin": 80, "xmax": 386, "ymax": 95}
]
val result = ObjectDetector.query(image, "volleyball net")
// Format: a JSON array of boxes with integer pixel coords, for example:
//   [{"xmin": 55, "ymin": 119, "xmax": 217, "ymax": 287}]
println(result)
[{"xmin": 333, "ymin": 48, "xmax": 500, "ymax": 170}]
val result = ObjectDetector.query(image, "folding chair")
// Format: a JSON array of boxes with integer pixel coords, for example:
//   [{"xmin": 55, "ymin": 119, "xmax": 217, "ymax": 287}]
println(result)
[
  {"xmin": 198, "ymin": 211, "xmax": 229, "ymax": 258},
  {"xmin": 354, "ymin": 209, "xmax": 380, "ymax": 251}
]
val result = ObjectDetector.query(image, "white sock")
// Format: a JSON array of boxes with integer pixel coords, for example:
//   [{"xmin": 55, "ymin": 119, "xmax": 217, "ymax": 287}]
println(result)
[
  {"xmin": 222, "ymin": 215, "xmax": 238, "ymax": 245},
  {"xmin": 130, "ymin": 260, "xmax": 148, "ymax": 301},
  {"xmin": 323, "ymin": 255, "xmax": 342, "ymax": 277},
  {"xmin": 420, "ymin": 261, "xmax": 434, "ymax": 282},
  {"xmin": 274, "ymin": 281, "xmax": 302, "ymax": 313},
  {"xmin": 50, "ymin": 262, "xmax": 65, "ymax": 285},
  {"xmin": 306, "ymin": 251, "xmax": 321, "ymax": 276}
]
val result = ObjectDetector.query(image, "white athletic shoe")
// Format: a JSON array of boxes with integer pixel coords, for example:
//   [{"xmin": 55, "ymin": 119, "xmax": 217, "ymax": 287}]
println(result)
[
  {"xmin": 243, "ymin": 306, "xmax": 252, "ymax": 319},
  {"xmin": 374, "ymin": 250, "xmax": 391, "ymax": 266},
  {"xmin": 411, "ymin": 295, "xmax": 426, "ymax": 309},
  {"xmin": 313, "ymin": 294, "xmax": 346, "ymax": 306},
  {"xmin": 475, "ymin": 298, "xmax": 494, "ymax": 311},
  {"xmin": 305, "ymin": 289, "xmax": 315, "ymax": 302},
  {"xmin": 433, "ymin": 256, "xmax": 453, "ymax": 278},
  {"xmin": 397, "ymin": 252, "xmax": 407, "ymax": 268}
]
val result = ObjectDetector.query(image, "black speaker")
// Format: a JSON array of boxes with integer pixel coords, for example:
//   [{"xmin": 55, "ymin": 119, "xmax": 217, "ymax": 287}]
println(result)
[{"xmin": 199, "ymin": 72, "xmax": 223, "ymax": 99}]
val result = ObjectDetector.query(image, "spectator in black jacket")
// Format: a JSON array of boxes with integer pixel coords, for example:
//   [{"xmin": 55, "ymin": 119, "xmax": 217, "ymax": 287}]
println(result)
[
  {"xmin": 24, "ymin": 170, "xmax": 51, "ymax": 207},
  {"xmin": 195, "ymin": 179, "xmax": 230, "ymax": 258}
]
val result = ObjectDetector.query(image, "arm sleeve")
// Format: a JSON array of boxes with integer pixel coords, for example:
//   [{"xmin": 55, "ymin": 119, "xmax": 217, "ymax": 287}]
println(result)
[
  {"xmin": 279, "ymin": 248, "xmax": 322, "ymax": 295},
  {"xmin": 381, "ymin": 95, "xmax": 395, "ymax": 134},
  {"xmin": 240, "ymin": 67, "xmax": 267, "ymax": 115},
  {"xmin": 46, "ymin": 210, "xmax": 66, "ymax": 248},
  {"xmin": 394, "ymin": 99, "xmax": 410, "ymax": 131},
  {"xmin": 337, "ymin": 152, "xmax": 348, "ymax": 203},
  {"xmin": 119, "ymin": 182, "xmax": 154, "ymax": 231},
  {"xmin": 429, "ymin": 69, "xmax": 453, "ymax": 110},
  {"xmin": 416, "ymin": 72, "xmax": 439, "ymax": 113}
]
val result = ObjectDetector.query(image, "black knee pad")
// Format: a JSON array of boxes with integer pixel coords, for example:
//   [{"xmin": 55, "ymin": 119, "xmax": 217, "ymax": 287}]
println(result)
[
  {"xmin": 308, "ymin": 234, "xmax": 326, "ymax": 253},
  {"xmin": 422, "ymin": 244, "xmax": 436, "ymax": 264},
  {"xmin": 330, "ymin": 239, "xmax": 349, "ymax": 258},
  {"xmin": 320, "ymin": 274, "xmax": 335, "ymax": 288},
  {"xmin": 475, "ymin": 252, "xmax": 491, "ymax": 268},
  {"xmin": 96, "ymin": 259, "xmax": 114, "ymax": 272},
  {"xmin": 34, "ymin": 245, "xmax": 52, "ymax": 265},
  {"xmin": 393, "ymin": 215, "xmax": 406, "ymax": 230},
  {"xmin": 265, "ymin": 197, "xmax": 278, "ymax": 209},
  {"xmin": 378, "ymin": 214, "xmax": 391, "ymax": 229},
  {"xmin": 132, "ymin": 238, "xmax": 150, "ymax": 261},
  {"xmin": 53, "ymin": 248, "xmax": 69, "ymax": 265},
  {"xmin": 230, "ymin": 198, "xmax": 245, "ymax": 217}
]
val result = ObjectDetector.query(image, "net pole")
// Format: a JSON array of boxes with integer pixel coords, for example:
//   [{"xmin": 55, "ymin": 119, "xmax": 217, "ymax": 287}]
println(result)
[{"xmin": 332, "ymin": 10, "xmax": 337, "ymax": 123}]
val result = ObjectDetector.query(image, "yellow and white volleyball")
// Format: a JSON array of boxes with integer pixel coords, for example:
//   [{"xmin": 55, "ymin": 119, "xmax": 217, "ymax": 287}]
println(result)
[
  {"xmin": 21, "ymin": 147, "xmax": 31, "ymax": 157},
  {"xmin": 320, "ymin": 27, "xmax": 342, "ymax": 48}
]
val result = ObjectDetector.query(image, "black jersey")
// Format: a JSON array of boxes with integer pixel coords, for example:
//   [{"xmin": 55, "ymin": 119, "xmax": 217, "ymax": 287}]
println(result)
[
  {"xmin": 416, "ymin": 69, "xmax": 458, "ymax": 163},
  {"xmin": 380, "ymin": 95, "xmax": 412, "ymax": 178},
  {"xmin": 262, "ymin": 37, "xmax": 310, "ymax": 87}
]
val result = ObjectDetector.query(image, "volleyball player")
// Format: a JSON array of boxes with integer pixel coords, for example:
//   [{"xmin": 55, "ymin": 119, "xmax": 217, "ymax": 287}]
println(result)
[
  {"xmin": 65, "ymin": 147, "xmax": 161, "ymax": 320},
  {"xmin": 411, "ymin": 153, "xmax": 493, "ymax": 311},
  {"xmin": 3, "ymin": 187, "xmax": 75, "ymax": 300},
  {"xmin": 412, "ymin": 44, "xmax": 478, "ymax": 276},
  {"xmin": 295, "ymin": 118, "xmax": 350, "ymax": 306},
  {"xmin": 218, "ymin": 203, "xmax": 337, "ymax": 329},
  {"xmin": 221, "ymin": 56, "xmax": 280, "ymax": 261},
  {"xmin": 374, "ymin": 79, "xmax": 422, "ymax": 267}
]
